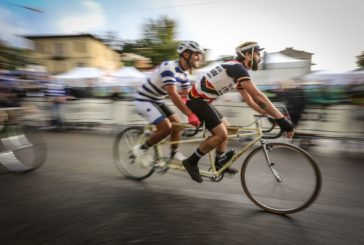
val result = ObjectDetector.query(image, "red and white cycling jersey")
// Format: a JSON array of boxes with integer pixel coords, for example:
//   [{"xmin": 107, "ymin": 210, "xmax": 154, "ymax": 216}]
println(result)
[{"xmin": 189, "ymin": 61, "xmax": 251, "ymax": 101}]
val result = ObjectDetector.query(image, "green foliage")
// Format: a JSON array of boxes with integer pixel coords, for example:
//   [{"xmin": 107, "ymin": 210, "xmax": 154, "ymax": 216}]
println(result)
[
  {"xmin": 123, "ymin": 16, "xmax": 179, "ymax": 66},
  {"xmin": 356, "ymin": 51, "xmax": 364, "ymax": 69},
  {"xmin": 0, "ymin": 40, "xmax": 30, "ymax": 70},
  {"xmin": 98, "ymin": 31, "xmax": 124, "ymax": 51}
]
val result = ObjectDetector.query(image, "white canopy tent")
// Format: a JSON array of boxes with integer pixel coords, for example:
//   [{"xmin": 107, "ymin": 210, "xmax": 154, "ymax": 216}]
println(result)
[
  {"xmin": 53, "ymin": 67, "xmax": 118, "ymax": 87},
  {"xmin": 54, "ymin": 67, "xmax": 106, "ymax": 80},
  {"xmin": 114, "ymin": 66, "xmax": 146, "ymax": 87}
]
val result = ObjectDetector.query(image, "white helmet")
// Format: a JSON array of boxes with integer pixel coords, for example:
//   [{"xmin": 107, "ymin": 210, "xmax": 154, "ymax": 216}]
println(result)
[
  {"xmin": 235, "ymin": 41, "xmax": 264, "ymax": 57},
  {"xmin": 177, "ymin": 41, "xmax": 204, "ymax": 54}
]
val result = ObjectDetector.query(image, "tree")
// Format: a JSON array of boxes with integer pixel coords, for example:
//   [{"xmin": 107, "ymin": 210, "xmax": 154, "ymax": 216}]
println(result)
[
  {"xmin": 123, "ymin": 16, "xmax": 179, "ymax": 66},
  {"xmin": 98, "ymin": 31, "xmax": 124, "ymax": 52},
  {"xmin": 356, "ymin": 51, "xmax": 364, "ymax": 69}
]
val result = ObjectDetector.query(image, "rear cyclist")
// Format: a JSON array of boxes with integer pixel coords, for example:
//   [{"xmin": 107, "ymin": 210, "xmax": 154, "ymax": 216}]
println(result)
[{"xmin": 132, "ymin": 41, "xmax": 204, "ymax": 163}]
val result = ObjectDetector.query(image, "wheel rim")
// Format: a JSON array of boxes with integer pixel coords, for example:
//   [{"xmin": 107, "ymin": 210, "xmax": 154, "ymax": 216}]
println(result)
[
  {"xmin": 113, "ymin": 126, "xmax": 155, "ymax": 180},
  {"xmin": 241, "ymin": 143, "xmax": 321, "ymax": 214}
]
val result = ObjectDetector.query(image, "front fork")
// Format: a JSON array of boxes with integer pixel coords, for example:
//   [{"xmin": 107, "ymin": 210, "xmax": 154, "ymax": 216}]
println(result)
[{"xmin": 261, "ymin": 140, "xmax": 282, "ymax": 182}]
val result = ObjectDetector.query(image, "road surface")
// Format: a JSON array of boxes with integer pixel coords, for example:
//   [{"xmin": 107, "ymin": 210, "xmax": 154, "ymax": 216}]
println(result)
[{"xmin": 0, "ymin": 131, "xmax": 363, "ymax": 244}]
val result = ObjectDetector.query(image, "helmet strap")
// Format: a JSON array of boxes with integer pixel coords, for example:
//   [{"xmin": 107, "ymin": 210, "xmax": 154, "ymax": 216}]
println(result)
[
  {"xmin": 250, "ymin": 46, "xmax": 255, "ymax": 69},
  {"xmin": 181, "ymin": 51, "xmax": 193, "ymax": 73}
]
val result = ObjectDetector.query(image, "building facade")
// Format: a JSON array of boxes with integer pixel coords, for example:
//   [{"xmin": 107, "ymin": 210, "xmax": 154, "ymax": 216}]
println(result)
[
  {"xmin": 251, "ymin": 51, "xmax": 312, "ymax": 85},
  {"xmin": 24, "ymin": 34, "xmax": 121, "ymax": 74}
]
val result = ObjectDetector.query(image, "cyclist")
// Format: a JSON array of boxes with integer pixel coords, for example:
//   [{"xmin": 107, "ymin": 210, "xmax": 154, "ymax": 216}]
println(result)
[
  {"xmin": 132, "ymin": 41, "xmax": 204, "ymax": 162},
  {"xmin": 182, "ymin": 41, "xmax": 294, "ymax": 183}
]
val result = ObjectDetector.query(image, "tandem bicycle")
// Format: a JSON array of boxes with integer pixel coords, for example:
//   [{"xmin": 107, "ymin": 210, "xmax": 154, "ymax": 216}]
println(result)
[{"xmin": 113, "ymin": 115, "xmax": 322, "ymax": 214}]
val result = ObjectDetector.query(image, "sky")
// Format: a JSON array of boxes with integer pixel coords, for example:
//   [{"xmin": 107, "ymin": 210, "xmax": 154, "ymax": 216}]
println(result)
[{"xmin": 1, "ymin": 0, "xmax": 363, "ymax": 72}]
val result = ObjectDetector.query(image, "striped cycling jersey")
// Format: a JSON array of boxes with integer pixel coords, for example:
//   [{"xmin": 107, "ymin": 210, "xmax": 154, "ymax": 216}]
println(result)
[
  {"xmin": 135, "ymin": 60, "xmax": 191, "ymax": 102},
  {"xmin": 189, "ymin": 61, "xmax": 251, "ymax": 101}
]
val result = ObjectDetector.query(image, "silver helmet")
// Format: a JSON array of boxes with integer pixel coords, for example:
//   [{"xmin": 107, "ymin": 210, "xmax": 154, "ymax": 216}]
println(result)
[{"xmin": 177, "ymin": 41, "xmax": 204, "ymax": 54}]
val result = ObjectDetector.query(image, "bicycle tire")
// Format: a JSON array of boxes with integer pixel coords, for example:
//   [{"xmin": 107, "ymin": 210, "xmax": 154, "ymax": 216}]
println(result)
[
  {"xmin": 0, "ymin": 124, "xmax": 47, "ymax": 173},
  {"xmin": 241, "ymin": 142, "xmax": 321, "ymax": 214},
  {"xmin": 113, "ymin": 126, "xmax": 155, "ymax": 181}
]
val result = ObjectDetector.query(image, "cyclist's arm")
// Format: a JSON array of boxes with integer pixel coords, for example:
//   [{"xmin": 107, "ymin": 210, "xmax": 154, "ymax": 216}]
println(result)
[
  {"xmin": 239, "ymin": 89, "xmax": 267, "ymax": 115},
  {"xmin": 165, "ymin": 84, "xmax": 194, "ymax": 116},
  {"xmin": 239, "ymin": 79, "xmax": 283, "ymax": 118},
  {"xmin": 240, "ymin": 79, "xmax": 294, "ymax": 138}
]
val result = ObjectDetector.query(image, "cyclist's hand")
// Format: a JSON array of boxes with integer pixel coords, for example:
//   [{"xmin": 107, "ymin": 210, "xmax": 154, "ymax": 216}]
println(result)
[
  {"xmin": 276, "ymin": 117, "xmax": 294, "ymax": 139},
  {"xmin": 188, "ymin": 113, "xmax": 200, "ymax": 127}
]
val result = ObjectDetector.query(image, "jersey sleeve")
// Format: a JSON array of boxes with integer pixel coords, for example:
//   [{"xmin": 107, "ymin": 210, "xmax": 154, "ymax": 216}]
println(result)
[
  {"xmin": 221, "ymin": 63, "xmax": 250, "ymax": 90},
  {"xmin": 222, "ymin": 63, "xmax": 250, "ymax": 80},
  {"xmin": 160, "ymin": 63, "xmax": 177, "ymax": 86}
]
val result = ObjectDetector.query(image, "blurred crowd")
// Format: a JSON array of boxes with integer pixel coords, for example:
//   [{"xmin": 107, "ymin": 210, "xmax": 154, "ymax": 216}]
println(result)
[
  {"xmin": 1, "ymin": 69, "xmax": 364, "ymax": 139},
  {"xmin": 0, "ymin": 69, "xmax": 137, "ymax": 107}
]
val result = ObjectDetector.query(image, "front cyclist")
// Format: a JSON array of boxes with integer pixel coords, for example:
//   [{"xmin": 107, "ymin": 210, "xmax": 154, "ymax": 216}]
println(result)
[
  {"xmin": 132, "ymin": 41, "xmax": 204, "ymax": 162},
  {"xmin": 182, "ymin": 41, "xmax": 295, "ymax": 183}
]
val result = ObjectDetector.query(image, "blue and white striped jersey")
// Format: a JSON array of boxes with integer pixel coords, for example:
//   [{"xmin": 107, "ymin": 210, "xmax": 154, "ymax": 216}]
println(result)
[{"xmin": 135, "ymin": 60, "xmax": 191, "ymax": 102}]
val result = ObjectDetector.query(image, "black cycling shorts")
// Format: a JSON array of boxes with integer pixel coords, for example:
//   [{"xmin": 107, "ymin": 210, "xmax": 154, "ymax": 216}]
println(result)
[{"xmin": 186, "ymin": 99, "xmax": 223, "ymax": 131}]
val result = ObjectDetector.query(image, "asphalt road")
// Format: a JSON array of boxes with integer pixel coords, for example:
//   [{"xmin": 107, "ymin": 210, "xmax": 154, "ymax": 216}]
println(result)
[{"xmin": 0, "ymin": 131, "xmax": 363, "ymax": 245}]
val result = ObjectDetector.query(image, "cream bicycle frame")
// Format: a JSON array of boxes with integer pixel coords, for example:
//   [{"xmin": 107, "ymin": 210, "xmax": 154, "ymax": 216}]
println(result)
[{"xmin": 142, "ymin": 116, "xmax": 267, "ymax": 180}]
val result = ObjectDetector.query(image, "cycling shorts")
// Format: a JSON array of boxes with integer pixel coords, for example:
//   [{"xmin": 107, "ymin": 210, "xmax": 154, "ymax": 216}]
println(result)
[
  {"xmin": 186, "ymin": 99, "xmax": 223, "ymax": 131},
  {"xmin": 134, "ymin": 100, "xmax": 174, "ymax": 125}
]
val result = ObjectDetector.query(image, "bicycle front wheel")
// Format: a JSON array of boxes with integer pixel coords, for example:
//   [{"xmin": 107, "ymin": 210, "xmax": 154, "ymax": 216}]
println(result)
[
  {"xmin": 113, "ymin": 126, "xmax": 155, "ymax": 181},
  {"xmin": 241, "ymin": 142, "xmax": 321, "ymax": 214},
  {"xmin": 0, "ymin": 124, "xmax": 47, "ymax": 173}
]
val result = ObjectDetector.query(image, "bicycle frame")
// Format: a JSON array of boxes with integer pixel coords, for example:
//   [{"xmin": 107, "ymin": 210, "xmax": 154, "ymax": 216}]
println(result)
[{"xmin": 142, "ymin": 115, "xmax": 271, "ymax": 180}]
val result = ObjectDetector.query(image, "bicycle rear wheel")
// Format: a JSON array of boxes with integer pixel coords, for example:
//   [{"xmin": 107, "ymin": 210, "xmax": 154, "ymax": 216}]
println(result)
[
  {"xmin": 113, "ymin": 126, "xmax": 155, "ymax": 180},
  {"xmin": 241, "ymin": 142, "xmax": 321, "ymax": 214}
]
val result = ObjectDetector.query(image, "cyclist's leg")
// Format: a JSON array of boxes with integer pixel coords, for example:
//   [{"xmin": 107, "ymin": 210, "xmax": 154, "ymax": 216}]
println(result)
[
  {"xmin": 185, "ymin": 99, "xmax": 227, "ymax": 164},
  {"xmin": 168, "ymin": 113, "xmax": 185, "ymax": 158},
  {"xmin": 195, "ymin": 104, "xmax": 236, "ymax": 173},
  {"xmin": 148, "ymin": 119, "xmax": 172, "ymax": 145},
  {"xmin": 181, "ymin": 99, "xmax": 226, "ymax": 182},
  {"xmin": 157, "ymin": 102, "xmax": 183, "ymax": 158},
  {"xmin": 199, "ymin": 123, "xmax": 228, "ymax": 153},
  {"xmin": 213, "ymin": 106, "xmax": 229, "ymax": 153},
  {"xmin": 134, "ymin": 100, "xmax": 172, "ymax": 148}
]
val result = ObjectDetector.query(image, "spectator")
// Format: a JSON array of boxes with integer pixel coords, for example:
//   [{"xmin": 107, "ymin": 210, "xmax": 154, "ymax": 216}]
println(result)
[{"xmin": 44, "ymin": 78, "xmax": 68, "ymax": 130}]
